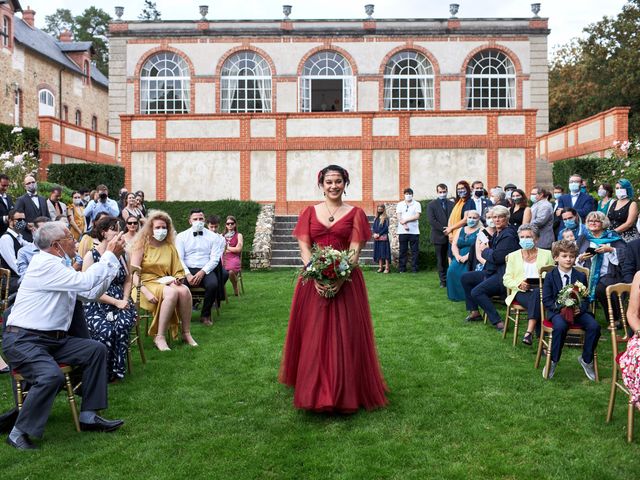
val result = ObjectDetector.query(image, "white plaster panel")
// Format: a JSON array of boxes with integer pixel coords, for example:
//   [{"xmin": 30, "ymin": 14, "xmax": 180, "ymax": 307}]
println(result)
[
  {"xmin": 253, "ymin": 42, "xmax": 323, "ymax": 76},
  {"xmin": 126, "ymin": 84, "xmax": 135, "ymax": 114},
  {"xmin": 64, "ymin": 128, "xmax": 85, "ymax": 149},
  {"xmin": 604, "ymin": 115, "xmax": 614, "ymax": 137},
  {"xmin": 415, "ymin": 41, "xmax": 485, "ymax": 75},
  {"xmin": 410, "ymin": 116, "xmax": 486, "ymax": 136},
  {"xmin": 126, "ymin": 44, "xmax": 161, "ymax": 76},
  {"xmin": 195, "ymin": 83, "xmax": 215, "ymax": 114},
  {"xmin": 99, "ymin": 139, "xmax": 116, "ymax": 156},
  {"xmin": 358, "ymin": 81, "xmax": 379, "ymax": 112},
  {"xmin": 440, "ymin": 81, "xmax": 461, "ymax": 111},
  {"xmin": 540, "ymin": 141, "xmax": 546, "ymax": 155},
  {"xmin": 169, "ymin": 43, "xmax": 241, "ymax": 76},
  {"xmin": 287, "ymin": 118, "xmax": 361, "ymax": 137},
  {"xmin": 276, "ymin": 82, "xmax": 298, "ymax": 112},
  {"xmin": 52, "ymin": 124, "xmax": 60, "ymax": 142},
  {"xmin": 11, "ymin": 45, "xmax": 25, "ymax": 71},
  {"xmin": 52, "ymin": 154, "xmax": 61, "ymax": 164},
  {"xmin": 131, "ymin": 152, "xmax": 157, "ymax": 200},
  {"xmin": 63, "ymin": 157, "xmax": 87, "ymax": 164},
  {"xmin": 498, "ymin": 116, "xmax": 525, "ymax": 135},
  {"xmin": 89, "ymin": 136, "xmax": 96, "ymax": 151},
  {"xmin": 131, "ymin": 120, "xmax": 156, "ymax": 139},
  {"xmin": 373, "ymin": 150, "xmax": 399, "ymax": 199},
  {"xmin": 287, "ymin": 150, "xmax": 362, "ymax": 201},
  {"xmin": 578, "ymin": 120, "xmax": 601, "ymax": 144},
  {"xmin": 497, "ymin": 41, "xmax": 531, "ymax": 73},
  {"xmin": 166, "ymin": 119, "xmax": 239, "ymax": 138},
  {"xmin": 522, "ymin": 80, "xmax": 531, "ymax": 109},
  {"xmin": 166, "ymin": 152, "xmax": 240, "ymax": 201},
  {"xmin": 73, "ymin": 77, "xmax": 82, "ymax": 97},
  {"xmin": 498, "ymin": 149, "xmax": 526, "ymax": 189},
  {"xmin": 250, "ymin": 119, "xmax": 276, "ymax": 138},
  {"xmin": 547, "ymin": 133, "xmax": 565, "ymax": 152},
  {"xmin": 373, "ymin": 117, "xmax": 399, "ymax": 136},
  {"xmin": 250, "ymin": 151, "xmax": 277, "ymax": 201},
  {"xmin": 333, "ymin": 42, "xmax": 405, "ymax": 75},
  {"xmin": 410, "ymin": 149, "xmax": 487, "ymax": 196},
  {"xmin": 567, "ymin": 130, "xmax": 575, "ymax": 147}
]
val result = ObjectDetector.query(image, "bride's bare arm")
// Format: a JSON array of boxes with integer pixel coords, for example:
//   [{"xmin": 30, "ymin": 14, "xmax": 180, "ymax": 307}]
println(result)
[
  {"xmin": 299, "ymin": 239, "xmax": 312, "ymax": 265},
  {"xmin": 628, "ymin": 271, "xmax": 640, "ymax": 332},
  {"xmin": 349, "ymin": 240, "xmax": 363, "ymax": 265}
]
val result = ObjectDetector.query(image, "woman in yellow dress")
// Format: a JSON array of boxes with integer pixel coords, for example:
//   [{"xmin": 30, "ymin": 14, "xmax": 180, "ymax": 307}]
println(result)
[{"xmin": 130, "ymin": 210, "xmax": 197, "ymax": 351}]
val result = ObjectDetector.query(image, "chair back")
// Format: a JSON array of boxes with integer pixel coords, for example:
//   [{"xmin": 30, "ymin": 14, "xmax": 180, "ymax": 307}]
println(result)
[
  {"xmin": 605, "ymin": 283, "xmax": 632, "ymax": 359},
  {"xmin": 0, "ymin": 268, "xmax": 10, "ymax": 313},
  {"xmin": 130, "ymin": 265, "xmax": 143, "ymax": 309},
  {"xmin": 574, "ymin": 264, "xmax": 590, "ymax": 283},
  {"xmin": 538, "ymin": 265, "xmax": 556, "ymax": 321}
]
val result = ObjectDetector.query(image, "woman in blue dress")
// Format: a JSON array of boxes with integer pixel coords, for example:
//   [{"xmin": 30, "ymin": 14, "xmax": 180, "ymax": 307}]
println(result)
[
  {"xmin": 82, "ymin": 216, "xmax": 137, "ymax": 382},
  {"xmin": 447, "ymin": 210, "xmax": 481, "ymax": 301},
  {"xmin": 372, "ymin": 204, "xmax": 391, "ymax": 273}
]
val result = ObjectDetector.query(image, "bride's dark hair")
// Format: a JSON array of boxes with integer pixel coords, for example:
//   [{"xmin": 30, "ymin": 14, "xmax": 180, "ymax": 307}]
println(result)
[{"xmin": 317, "ymin": 165, "xmax": 350, "ymax": 187}]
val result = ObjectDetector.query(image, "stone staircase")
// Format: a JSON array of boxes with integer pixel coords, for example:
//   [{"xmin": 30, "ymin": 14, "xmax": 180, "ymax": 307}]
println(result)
[{"xmin": 270, "ymin": 215, "xmax": 375, "ymax": 268}]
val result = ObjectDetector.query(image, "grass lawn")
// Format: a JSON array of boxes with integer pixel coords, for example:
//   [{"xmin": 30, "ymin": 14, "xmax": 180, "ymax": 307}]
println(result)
[{"xmin": 1, "ymin": 269, "xmax": 639, "ymax": 479}]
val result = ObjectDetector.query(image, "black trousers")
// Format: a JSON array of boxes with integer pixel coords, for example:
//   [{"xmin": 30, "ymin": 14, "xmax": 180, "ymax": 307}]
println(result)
[
  {"xmin": 398, "ymin": 234, "xmax": 419, "ymax": 272},
  {"xmin": 188, "ymin": 266, "xmax": 229, "ymax": 318},
  {"xmin": 461, "ymin": 270, "xmax": 506, "ymax": 325},
  {"xmin": 434, "ymin": 243, "xmax": 448, "ymax": 283},
  {"xmin": 2, "ymin": 329, "xmax": 108, "ymax": 438}
]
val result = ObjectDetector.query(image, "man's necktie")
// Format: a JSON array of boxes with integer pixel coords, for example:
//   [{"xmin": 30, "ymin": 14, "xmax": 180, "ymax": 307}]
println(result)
[{"xmin": 563, "ymin": 274, "xmax": 570, "ymax": 287}]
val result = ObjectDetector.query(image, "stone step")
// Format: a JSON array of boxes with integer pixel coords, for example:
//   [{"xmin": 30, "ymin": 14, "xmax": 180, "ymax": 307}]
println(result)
[{"xmin": 272, "ymin": 248, "xmax": 373, "ymax": 257}]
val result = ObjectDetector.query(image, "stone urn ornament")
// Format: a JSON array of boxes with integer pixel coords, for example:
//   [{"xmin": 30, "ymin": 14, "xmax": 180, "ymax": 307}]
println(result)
[
  {"xmin": 114, "ymin": 6, "xmax": 124, "ymax": 21},
  {"xmin": 449, "ymin": 3, "xmax": 459, "ymax": 18},
  {"xmin": 283, "ymin": 5, "xmax": 292, "ymax": 20},
  {"xmin": 365, "ymin": 4, "xmax": 374, "ymax": 19},
  {"xmin": 531, "ymin": 3, "xmax": 541, "ymax": 17},
  {"xmin": 199, "ymin": 5, "xmax": 209, "ymax": 21}
]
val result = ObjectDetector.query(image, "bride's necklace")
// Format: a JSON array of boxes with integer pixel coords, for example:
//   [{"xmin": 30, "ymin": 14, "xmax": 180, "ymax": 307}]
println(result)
[{"xmin": 325, "ymin": 202, "xmax": 342, "ymax": 222}]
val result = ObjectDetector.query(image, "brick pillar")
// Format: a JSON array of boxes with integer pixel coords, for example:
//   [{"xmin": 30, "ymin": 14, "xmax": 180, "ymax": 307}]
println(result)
[
  {"xmin": 486, "ymin": 114, "xmax": 499, "ymax": 187},
  {"xmin": 156, "ymin": 119, "xmax": 166, "ymax": 201},
  {"xmin": 362, "ymin": 115, "xmax": 373, "ymax": 212},
  {"xmin": 275, "ymin": 117, "xmax": 287, "ymax": 214}
]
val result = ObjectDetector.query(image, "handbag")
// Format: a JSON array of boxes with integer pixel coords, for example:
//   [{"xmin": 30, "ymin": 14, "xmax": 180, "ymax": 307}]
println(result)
[{"xmin": 376, "ymin": 234, "xmax": 388, "ymax": 241}]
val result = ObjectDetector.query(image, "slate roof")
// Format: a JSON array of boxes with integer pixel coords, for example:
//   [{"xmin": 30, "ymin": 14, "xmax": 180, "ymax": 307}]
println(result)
[{"xmin": 12, "ymin": 17, "xmax": 108, "ymax": 88}]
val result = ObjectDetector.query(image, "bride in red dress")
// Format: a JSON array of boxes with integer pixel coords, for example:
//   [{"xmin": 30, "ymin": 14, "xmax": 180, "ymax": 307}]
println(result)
[{"xmin": 279, "ymin": 164, "xmax": 389, "ymax": 412}]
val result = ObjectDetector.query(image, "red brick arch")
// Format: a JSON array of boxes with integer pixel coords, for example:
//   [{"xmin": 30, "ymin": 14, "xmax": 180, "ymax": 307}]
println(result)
[
  {"xmin": 459, "ymin": 43, "xmax": 525, "ymax": 110},
  {"xmin": 377, "ymin": 44, "xmax": 442, "ymax": 111},
  {"xmin": 133, "ymin": 46, "xmax": 197, "ymax": 115}
]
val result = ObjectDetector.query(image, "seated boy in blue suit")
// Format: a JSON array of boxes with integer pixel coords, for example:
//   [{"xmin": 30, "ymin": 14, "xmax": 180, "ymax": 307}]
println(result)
[{"xmin": 542, "ymin": 240, "xmax": 600, "ymax": 380}]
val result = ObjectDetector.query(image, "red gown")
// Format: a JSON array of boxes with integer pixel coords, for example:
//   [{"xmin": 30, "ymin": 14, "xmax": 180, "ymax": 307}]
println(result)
[{"xmin": 279, "ymin": 206, "xmax": 389, "ymax": 412}]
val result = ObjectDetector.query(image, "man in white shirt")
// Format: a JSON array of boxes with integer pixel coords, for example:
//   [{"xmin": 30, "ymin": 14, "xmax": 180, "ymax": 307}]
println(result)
[
  {"xmin": 0, "ymin": 209, "xmax": 30, "ymax": 293},
  {"xmin": 396, "ymin": 187, "xmax": 422, "ymax": 273},
  {"xmin": 2, "ymin": 222, "xmax": 126, "ymax": 450},
  {"xmin": 175, "ymin": 210, "xmax": 226, "ymax": 326}
]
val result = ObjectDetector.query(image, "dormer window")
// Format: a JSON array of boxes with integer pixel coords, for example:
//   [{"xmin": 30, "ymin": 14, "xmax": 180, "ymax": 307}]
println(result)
[{"xmin": 1, "ymin": 16, "xmax": 10, "ymax": 48}]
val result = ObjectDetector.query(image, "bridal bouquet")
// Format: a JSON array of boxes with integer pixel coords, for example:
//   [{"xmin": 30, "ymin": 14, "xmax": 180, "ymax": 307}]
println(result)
[
  {"xmin": 300, "ymin": 245, "xmax": 356, "ymax": 298},
  {"xmin": 557, "ymin": 281, "xmax": 589, "ymax": 323}
]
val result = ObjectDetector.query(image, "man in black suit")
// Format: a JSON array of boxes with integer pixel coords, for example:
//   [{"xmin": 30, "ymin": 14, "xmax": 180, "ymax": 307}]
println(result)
[
  {"xmin": 556, "ymin": 174, "xmax": 595, "ymax": 222},
  {"xmin": 0, "ymin": 173, "xmax": 14, "ymax": 235},
  {"xmin": 14, "ymin": 175, "xmax": 48, "ymax": 242},
  {"xmin": 426, "ymin": 183, "xmax": 453, "ymax": 288}
]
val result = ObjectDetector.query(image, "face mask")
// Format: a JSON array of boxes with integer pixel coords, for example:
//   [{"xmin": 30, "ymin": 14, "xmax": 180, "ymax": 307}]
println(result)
[
  {"xmin": 564, "ymin": 219, "xmax": 576, "ymax": 229},
  {"xmin": 457, "ymin": 189, "xmax": 467, "ymax": 198},
  {"xmin": 55, "ymin": 242, "xmax": 73, "ymax": 267},
  {"xmin": 404, "ymin": 194, "xmax": 413, "ymax": 202},
  {"xmin": 377, "ymin": 210, "xmax": 384, "ymax": 215},
  {"xmin": 486, "ymin": 219, "xmax": 495, "ymax": 228},
  {"xmin": 569, "ymin": 182, "xmax": 580, "ymax": 193},
  {"xmin": 554, "ymin": 193, "xmax": 562, "ymax": 200},
  {"xmin": 467, "ymin": 218, "xmax": 478, "ymax": 227},
  {"xmin": 519, "ymin": 238, "xmax": 535, "ymax": 250},
  {"xmin": 192, "ymin": 221, "xmax": 205, "ymax": 232},
  {"xmin": 529, "ymin": 195, "xmax": 538, "ymax": 204},
  {"xmin": 26, "ymin": 183, "xmax": 37, "ymax": 194},
  {"xmin": 474, "ymin": 189, "xmax": 483, "ymax": 198},
  {"xmin": 14, "ymin": 219, "xmax": 27, "ymax": 232},
  {"xmin": 437, "ymin": 192, "xmax": 447, "ymax": 200},
  {"xmin": 99, "ymin": 192, "xmax": 108, "ymax": 201},
  {"xmin": 616, "ymin": 188, "xmax": 628, "ymax": 200},
  {"xmin": 153, "ymin": 228, "xmax": 168, "ymax": 241},
  {"xmin": 84, "ymin": 195, "xmax": 90, "ymax": 203},
  {"xmin": 512, "ymin": 197, "xmax": 522, "ymax": 204},
  {"xmin": 597, "ymin": 189, "xmax": 607, "ymax": 198},
  {"xmin": 74, "ymin": 198, "xmax": 83, "ymax": 206},
  {"xmin": 505, "ymin": 191, "xmax": 513, "ymax": 200}
]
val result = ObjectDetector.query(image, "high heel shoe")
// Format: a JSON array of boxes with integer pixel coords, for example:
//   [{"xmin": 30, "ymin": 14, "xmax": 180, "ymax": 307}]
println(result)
[
  {"xmin": 182, "ymin": 332, "xmax": 199, "ymax": 347},
  {"xmin": 153, "ymin": 335, "xmax": 171, "ymax": 351}
]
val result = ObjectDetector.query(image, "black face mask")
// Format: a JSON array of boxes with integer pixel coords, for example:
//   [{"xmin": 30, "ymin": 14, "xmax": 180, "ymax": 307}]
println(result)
[
  {"xmin": 99, "ymin": 192, "xmax": 108, "ymax": 201},
  {"xmin": 512, "ymin": 197, "xmax": 522, "ymax": 204},
  {"xmin": 474, "ymin": 190, "xmax": 483, "ymax": 198}
]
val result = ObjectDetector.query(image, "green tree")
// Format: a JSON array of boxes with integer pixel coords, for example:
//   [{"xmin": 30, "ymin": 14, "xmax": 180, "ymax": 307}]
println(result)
[
  {"xmin": 549, "ymin": 0, "xmax": 640, "ymax": 135},
  {"xmin": 42, "ymin": 8, "xmax": 74, "ymax": 37},
  {"xmin": 139, "ymin": 1, "xmax": 161, "ymax": 21}
]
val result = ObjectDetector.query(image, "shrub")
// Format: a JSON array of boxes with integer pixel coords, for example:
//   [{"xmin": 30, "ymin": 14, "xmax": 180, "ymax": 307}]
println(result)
[
  {"xmin": 0, "ymin": 123, "xmax": 39, "ymax": 155},
  {"xmin": 47, "ymin": 163, "xmax": 125, "ymax": 193},
  {"xmin": 551, "ymin": 157, "xmax": 600, "ymax": 188},
  {"xmin": 146, "ymin": 200, "xmax": 262, "ymax": 269}
]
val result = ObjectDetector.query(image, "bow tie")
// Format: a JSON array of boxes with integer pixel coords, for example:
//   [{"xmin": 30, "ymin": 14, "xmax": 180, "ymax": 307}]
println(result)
[{"xmin": 193, "ymin": 231, "xmax": 203, "ymax": 237}]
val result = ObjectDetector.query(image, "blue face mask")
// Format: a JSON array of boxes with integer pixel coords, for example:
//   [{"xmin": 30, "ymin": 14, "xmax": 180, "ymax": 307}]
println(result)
[
  {"xmin": 467, "ymin": 218, "xmax": 478, "ymax": 227},
  {"xmin": 564, "ymin": 219, "xmax": 576, "ymax": 229},
  {"xmin": 519, "ymin": 238, "xmax": 535, "ymax": 250},
  {"xmin": 553, "ymin": 193, "xmax": 562, "ymax": 200}
]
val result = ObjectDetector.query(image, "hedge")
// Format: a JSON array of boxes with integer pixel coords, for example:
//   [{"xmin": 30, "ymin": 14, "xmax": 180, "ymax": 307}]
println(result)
[
  {"xmin": 146, "ymin": 200, "xmax": 262, "ymax": 269},
  {"xmin": 0, "ymin": 123, "xmax": 39, "ymax": 154},
  {"xmin": 47, "ymin": 163, "xmax": 125, "ymax": 194},
  {"xmin": 551, "ymin": 157, "xmax": 600, "ymax": 188}
]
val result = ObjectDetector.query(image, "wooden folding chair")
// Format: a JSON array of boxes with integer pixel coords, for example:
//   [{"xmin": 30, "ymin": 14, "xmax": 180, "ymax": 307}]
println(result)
[
  {"xmin": 123, "ymin": 266, "xmax": 147, "ymax": 372},
  {"xmin": 130, "ymin": 265, "xmax": 153, "ymax": 338},
  {"xmin": 535, "ymin": 265, "xmax": 599, "ymax": 381},
  {"xmin": 604, "ymin": 283, "xmax": 637, "ymax": 442},
  {"xmin": 503, "ymin": 288, "xmax": 528, "ymax": 347},
  {"xmin": 0, "ymin": 267, "xmax": 11, "ymax": 314}
]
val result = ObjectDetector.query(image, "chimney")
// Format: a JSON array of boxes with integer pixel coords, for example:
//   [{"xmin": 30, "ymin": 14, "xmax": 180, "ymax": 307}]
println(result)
[
  {"xmin": 59, "ymin": 30, "xmax": 73, "ymax": 42},
  {"xmin": 22, "ymin": 6, "xmax": 36, "ymax": 28}
]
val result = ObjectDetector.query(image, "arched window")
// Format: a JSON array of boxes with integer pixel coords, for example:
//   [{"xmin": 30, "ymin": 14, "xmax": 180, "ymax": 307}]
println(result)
[
  {"xmin": 140, "ymin": 52, "xmax": 191, "ymax": 114},
  {"xmin": 1, "ymin": 16, "xmax": 10, "ymax": 48},
  {"xmin": 465, "ymin": 50, "xmax": 516, "ymax": 110},
  {"xmin": 300, "ymin": 51, "xmax": 355, "ymax": 112},
  {"xmin": 221, "ymin": 51, "xmax": 272, "ymax": 113},
  {"xmin": 75, "ymin": 109, "xmax": 81, "ymax": 126},
  {"xmin": 383, "ymin": 51, "xmax": 434, "ymax": 111},
  {"xmin": 63, "ymin": 105, "xmax": 69, "ymax": 122},
  {"xmin": 38, "ymin": 89, "xmax": 55, "ymax": 117},
  {"xmin": 91, "ymin": 115, "xmax": 98, "ymax": 131}
]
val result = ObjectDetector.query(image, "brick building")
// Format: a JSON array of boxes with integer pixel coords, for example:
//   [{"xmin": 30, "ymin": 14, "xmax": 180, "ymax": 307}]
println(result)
[
  {"xmin": 109, "ymin": 7, "xmax": 549, "ymax": 213},
  {"xmin": 0, "ymin": 1, "xmax": 109, "ymax": 133}
]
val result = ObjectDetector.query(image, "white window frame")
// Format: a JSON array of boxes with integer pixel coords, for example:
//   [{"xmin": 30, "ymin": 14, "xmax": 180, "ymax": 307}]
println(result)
[
  {"xmin": 75, "ymin": 109, "xmax": 81, "ymax": 126},
  {"xmin": 465, "ymin": 50, "xmax": 516, "ymax": 110},
  {"xmin": 1, "ymin": 16, "xmax": 9, "ymax": 48},
  {"xmin": 38, "ymin": 89, "xmax": 55, "ymax": 117},
  {"xmin": 221, "ymin": 52, "xmax": 272, "ymax": 113},
  {"xmin": 383, "ymin": 51, "xmax": 434, "ymax": 111},
  {"xmin": 299, "ymin": 51, "xmax": 356, "ymax": 112},
  {"xmin": 140, "ymin": 52, "xmax": 191, "ymax": 114}
]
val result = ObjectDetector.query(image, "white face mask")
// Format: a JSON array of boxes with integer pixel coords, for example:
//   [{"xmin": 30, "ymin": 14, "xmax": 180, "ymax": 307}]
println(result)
[
  {"xmin": 616, "ymin": 188, "xmax": 628, "ymax": 200},
  {"xmin": 404, "ymin": 194, "xmax": 413, "ymax": 202},
  {"xmin": 437, "ymin": 192, "xmax": 447, "ymax": 200},
  {"xmin": 192, "ymin": 221, "xmax": 205, "ymax": 232},
  {"xmin": 486, "ymin": 218, "xmax": 495, "ymax": 228},
  {"xmin": 153, "ymin": 228, "xmax": 168, "ymax": 241}
]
